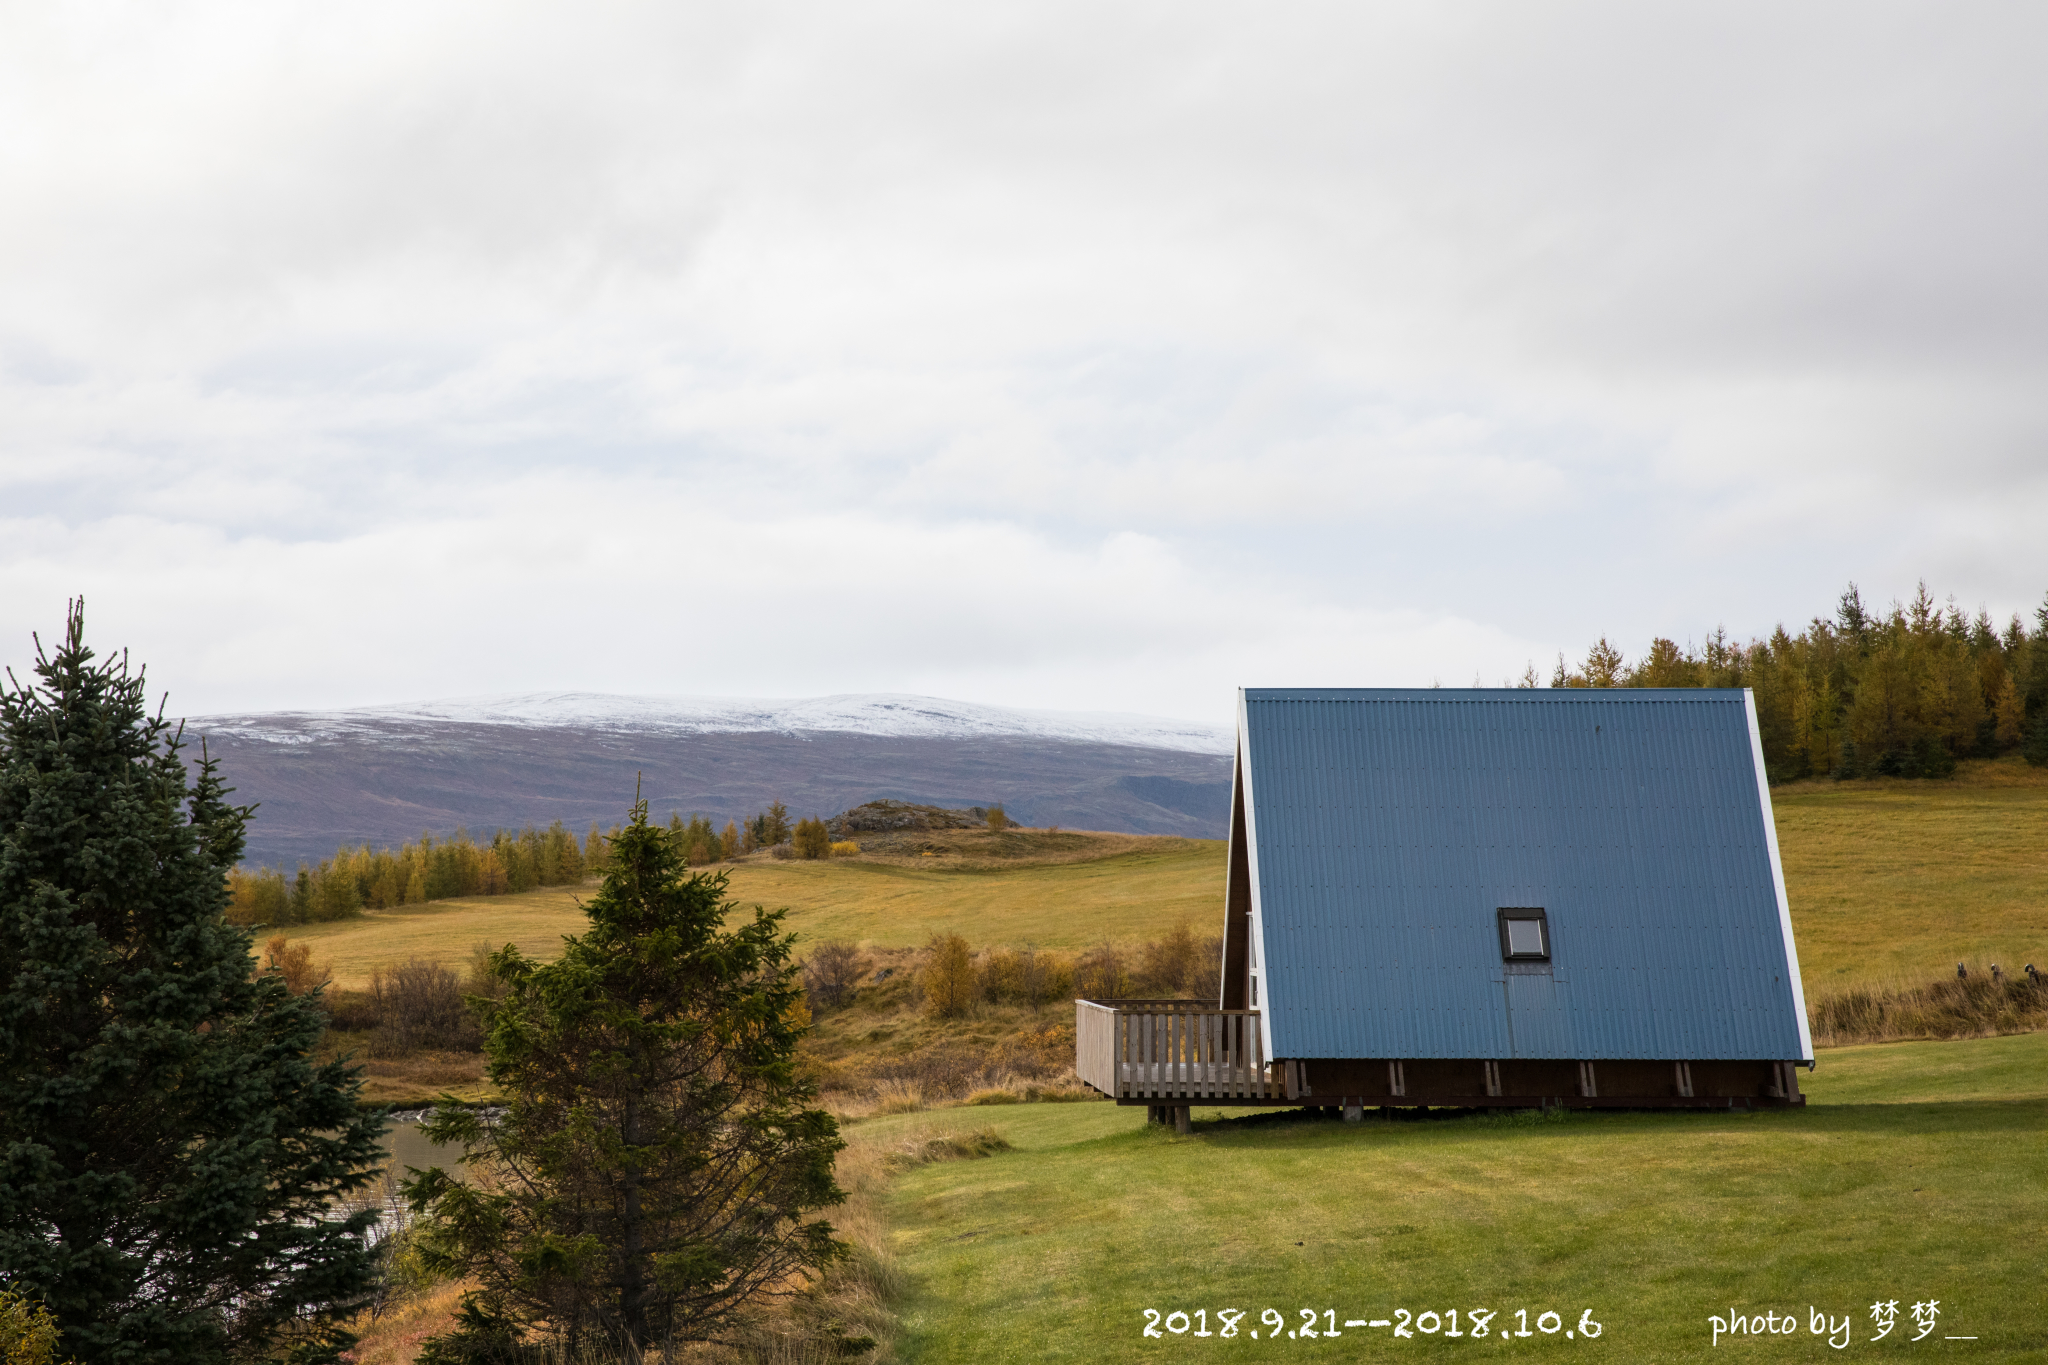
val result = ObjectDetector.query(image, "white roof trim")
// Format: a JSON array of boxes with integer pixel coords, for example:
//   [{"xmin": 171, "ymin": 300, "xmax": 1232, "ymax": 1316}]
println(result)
[
  {"xmin": 1745, "ymin": 689, "xmax": 1814, "ymax": 1062},
  {"xmin": 1236, "ymin": 688, "xmax": 1275, "ymax": 1060}
]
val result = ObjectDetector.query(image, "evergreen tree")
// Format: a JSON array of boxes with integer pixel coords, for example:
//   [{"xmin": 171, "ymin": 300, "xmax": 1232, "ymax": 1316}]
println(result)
[
  {"xmin": 0, "ymin": 606, "xmax": 386, "ymax": 1364},
  {"xmin": 404, "ymin": 799, "xmax": 845, "ymax": 1359},
  {"xmin": 2026, "ymin": 593, "xmax": 2048, "ymax": 764}
]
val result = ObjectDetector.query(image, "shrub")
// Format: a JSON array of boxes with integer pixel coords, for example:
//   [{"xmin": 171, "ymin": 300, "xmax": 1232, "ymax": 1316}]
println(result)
[
  {"xmin": 986, "ymin": 804, "xmax": 1012, "ymax": 831},
  {"xmin": 1137, "ymin": 922, "xmax": 1223, "ymax": 999},
  {"xmin": 921, "ymin": 934, "xmax": 975, "ymax": 1019},
  {"xmin": 463, "ymin": 941, "xmax": 510, "ymax": 1011},
  {"xmin": 261, "ymin": 934, "xmax": 329, "ymax": 996},
  {"xmin": 1074, "ymin": 942, "xmax": 1130, "ymax": 1001},
  {"xmin": 977, "ymin": 946, "xmax": 1071, "ymax": 1006},
  {"xmin": 0, "ymin": 1288, "xmax": 64, "ymax": 1365},
  {"xmin": 369, "ymin": 959, "xmax": 475, "ymax": 1055},
  {"xmin": 804, "ymin": 941, "xmax": 866, "ymax": 1010},
  {"xmin": 828, "ymin": 839, "xmax": 860, "ymax": 857}
]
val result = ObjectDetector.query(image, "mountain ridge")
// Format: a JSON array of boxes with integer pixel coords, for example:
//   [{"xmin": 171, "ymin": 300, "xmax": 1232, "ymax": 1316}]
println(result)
[{"xmin": 191, "ymin": 692, "xmax": 1237, "ymax": 869}]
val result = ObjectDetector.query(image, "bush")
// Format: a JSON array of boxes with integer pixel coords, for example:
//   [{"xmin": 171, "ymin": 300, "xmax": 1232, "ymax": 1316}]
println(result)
[
  {"xmin": 921, "ymin": 934, "xmax": 975, "ymax": 1019},
  {"xmin": 828, "ymin": 839, "xmax": 860, "ymax": 857},
  {"xmin": 1136, "ymin": 922, "xmax": 1223, "ymax": 999},
  {"xmin": 985, "ymin": 805, "xmax": 1012, "ymax": 831},
  {"xmin": 463, "ymin": 941, "xmax": 510, "ymax": 1011},
  {"xmin": 803, "ymin": 941, "xmax": 865, "ymax": 1010},
  {"xmin": 1074, "ymin": 943, "xmax": 1129, "ymax": 1001},
  {"xmin": 261, "ymin": 935, "xmax": 329, "ymax": 996},
  {"xmin": 369, "ymin": 959, "xmax": 476, "ymax": 1055},
  {"xmin": 978, "ymin": 946, "xmax": 1073, "ymax": 1006},
  {"xmin": 0, "ymin": 1288, "xmax": 64, "ymax": 1365}
]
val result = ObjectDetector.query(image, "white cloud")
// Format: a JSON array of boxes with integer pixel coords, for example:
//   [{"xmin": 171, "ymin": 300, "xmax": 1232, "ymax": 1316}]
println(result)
[{"xmin": 4, "ymin": 2, "xmax": 2045, "ymax": 717}]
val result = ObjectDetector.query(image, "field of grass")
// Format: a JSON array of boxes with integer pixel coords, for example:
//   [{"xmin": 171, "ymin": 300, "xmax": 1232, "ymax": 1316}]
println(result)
[
  {"xmin": 865, "ymin": 1031, "xmax": 2048, "ymax": 1362},
  {"xmin": 1773, "ymin": 755, "xmax": 2048, "ymax": 992},
  {"xmin": 282, "ymin": 831, "xmax": 1222, "ymax": 990}
]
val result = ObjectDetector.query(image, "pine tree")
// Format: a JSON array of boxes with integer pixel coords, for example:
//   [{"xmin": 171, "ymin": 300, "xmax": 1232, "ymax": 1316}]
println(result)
[
  {"xmin": 0, "ymin": 606, "xmax": 386, "ymax": 1364},
  {"xmin": 2026, "ymin": 593, "xmax": 2048, "ymax": 766},
  {"xmin": 404, "ymin": 799, "xmax": 845, "ymax": 1359}
]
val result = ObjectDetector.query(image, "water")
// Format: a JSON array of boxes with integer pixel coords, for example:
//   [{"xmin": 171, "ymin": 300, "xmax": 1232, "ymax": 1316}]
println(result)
[
  {"xmin": 348, "ymin": 1114, "xmax": 471, "ymax": 1240},
  {"xmin": 380, "ymin": 1113, "xmax": 464, "ymax": 1179}
]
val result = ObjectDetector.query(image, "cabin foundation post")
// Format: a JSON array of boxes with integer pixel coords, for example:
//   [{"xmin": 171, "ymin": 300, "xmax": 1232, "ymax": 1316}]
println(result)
[
  {"xmin": 1174, "ymin": 1106, "xmax": 1191, "ymax": 1134},
  {"xmin": 1343, "ymin": 1104, "xmax": 1363, "ymax": 1123}
]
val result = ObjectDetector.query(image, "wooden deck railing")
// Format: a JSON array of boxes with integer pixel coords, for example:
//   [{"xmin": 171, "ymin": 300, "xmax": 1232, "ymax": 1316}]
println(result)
[{"xmin": 1075, "ymin": 999, "xmax": 1277, "ymax": 1102}]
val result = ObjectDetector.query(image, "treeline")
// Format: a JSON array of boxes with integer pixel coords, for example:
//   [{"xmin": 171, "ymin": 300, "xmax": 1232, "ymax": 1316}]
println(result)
[
  {"xmin": 801, "ymin": 923, "xmax": 1225, "ymax": 1018},
  {"xmin": 1551, "ymin": 581, "xmax": 2048, "ymax": 782},
  {"xmin": 228, "ymin": 801, "xmax": 843, "ymax": 926},
  {"xmin": 226, "ymin": 822, "xmax": 596, "ymax": 925}
]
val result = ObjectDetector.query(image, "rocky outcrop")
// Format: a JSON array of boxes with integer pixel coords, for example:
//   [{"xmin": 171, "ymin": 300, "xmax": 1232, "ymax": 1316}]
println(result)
[{"xmin": 826, "ymin": 800, "xmax": 989, "ymax": 838}]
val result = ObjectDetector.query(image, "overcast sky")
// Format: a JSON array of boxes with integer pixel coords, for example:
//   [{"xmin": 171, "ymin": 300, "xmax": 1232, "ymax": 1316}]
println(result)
[{"xmin": 4, "ymin": 3, "xmax": 2044, "ymax": 726}]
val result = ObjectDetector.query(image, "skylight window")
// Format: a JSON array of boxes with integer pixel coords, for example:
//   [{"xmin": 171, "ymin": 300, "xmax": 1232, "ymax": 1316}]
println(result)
[{"xmin": 1497, "ymin": 907, "xmax": 1550, "ymax": 962}]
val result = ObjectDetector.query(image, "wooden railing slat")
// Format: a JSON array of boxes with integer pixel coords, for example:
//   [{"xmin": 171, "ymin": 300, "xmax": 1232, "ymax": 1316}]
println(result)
[{"xmin": 1072, "ymin": 1000, "xmax": 1275, "ymax": 1102}]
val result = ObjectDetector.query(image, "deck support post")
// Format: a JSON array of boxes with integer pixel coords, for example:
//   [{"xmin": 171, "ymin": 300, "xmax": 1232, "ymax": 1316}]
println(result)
[
  {"xmin": 1174, "ymin": 1106, "xmax": 1191, "ymax": 1135},
  {"xmin": 1343, "ymin": 1104, "xmax": 1363, "ymax": 1123}
]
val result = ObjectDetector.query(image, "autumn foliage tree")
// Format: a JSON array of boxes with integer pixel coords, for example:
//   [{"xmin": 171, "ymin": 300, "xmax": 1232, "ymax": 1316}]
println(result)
[
  {"xmin": 792, "ymin": 816, "xmax": 830, "ymax": 860},
  {"xmin": 920, "ymin": 934, "xmax": 976, "ymax": 1019}
]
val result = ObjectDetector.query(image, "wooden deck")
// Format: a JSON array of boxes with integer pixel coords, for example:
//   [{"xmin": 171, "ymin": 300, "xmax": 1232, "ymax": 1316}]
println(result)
[{"xmin": 1075, "ymin": 999, "xmax": 1280, "ymax": 1103}]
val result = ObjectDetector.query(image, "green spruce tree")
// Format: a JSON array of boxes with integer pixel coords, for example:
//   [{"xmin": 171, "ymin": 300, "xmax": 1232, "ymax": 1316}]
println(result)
[
  {"xmin": 2026, "ymin": 593, "xmax": 2048, "ymax": 767},
  {"xmin": 404, "ymin": 797, "xmax": 846, "ymax": 1360},
  {"xmin": 0, "ymin": 605, "xmax": 387, "ymax": 1364}
]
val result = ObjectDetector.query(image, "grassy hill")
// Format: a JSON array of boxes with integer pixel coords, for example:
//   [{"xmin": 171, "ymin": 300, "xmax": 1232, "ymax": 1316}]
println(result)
[{"xmin": 1773, "ymin": 755, "xmax": 2048, "ymax": 989}]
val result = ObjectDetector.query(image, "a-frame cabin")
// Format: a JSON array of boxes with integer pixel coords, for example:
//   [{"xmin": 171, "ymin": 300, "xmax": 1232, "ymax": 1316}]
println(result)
[{"xmin": 1077, "ymin": 688, "xmax": 1813, "ymax": 1124}]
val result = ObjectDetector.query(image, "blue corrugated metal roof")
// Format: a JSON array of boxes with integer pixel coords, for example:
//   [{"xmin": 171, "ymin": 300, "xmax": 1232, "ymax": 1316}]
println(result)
[{"xmin": 1241, "ymin": 688, "xmax": 1809, "ymax": 1062}]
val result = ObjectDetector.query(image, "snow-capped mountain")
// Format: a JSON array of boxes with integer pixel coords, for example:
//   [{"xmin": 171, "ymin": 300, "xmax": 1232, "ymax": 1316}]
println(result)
[
  {"xmin": 197, "ymin": 692, "xmax": 1234, "ymax": 755},
  {"xmin": 190, "ymin": 693, "xmax": 1236, "ymax": 869}
]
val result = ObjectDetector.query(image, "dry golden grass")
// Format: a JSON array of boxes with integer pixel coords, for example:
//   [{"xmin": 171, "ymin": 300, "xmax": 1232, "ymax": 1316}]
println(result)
[
  {"xmin": 1807, "ymin": 966, "xmax": 2048, "ymax": 1046},
  {"xmin": 277, "ymin": 831, "xmax": 1222, "ymax": 989},
  {"xmin": 340, "ymin": 1280, "xmax": 468, "ymax": 1365},
  {"xmin": 274, "ymin": 884, "xmax": 596, "ymax": 990},
  {"xmin": 1774, "ymin": 753, "xmax": 2048, "ymax": 998},
  {"xmin": 320, "ymin": 1034, "xmax": 489, "ymax": 1106}
]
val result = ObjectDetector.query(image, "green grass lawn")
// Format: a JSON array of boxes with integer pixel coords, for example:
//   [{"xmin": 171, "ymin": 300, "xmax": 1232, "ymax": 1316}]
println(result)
[{"xmin": 862, "ymin": 1032, "xmax": 2048, "ymax": 1362}]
